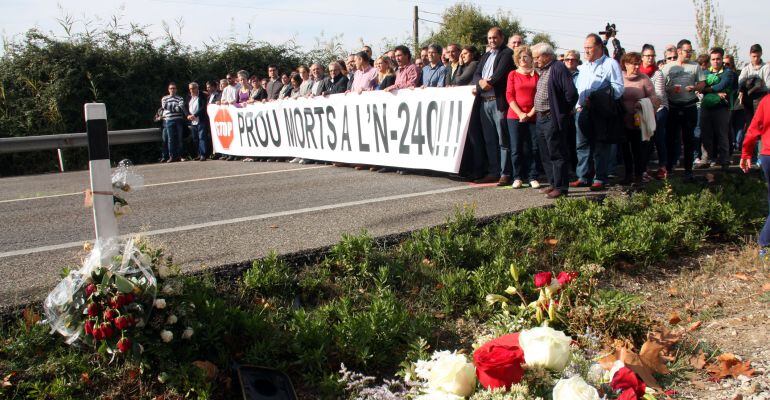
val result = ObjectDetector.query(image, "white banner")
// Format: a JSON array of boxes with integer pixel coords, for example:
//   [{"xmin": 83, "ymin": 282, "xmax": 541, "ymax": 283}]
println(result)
[{"xmin": 207, "ymin": 86, "xmax": 475, "ymax": 173}]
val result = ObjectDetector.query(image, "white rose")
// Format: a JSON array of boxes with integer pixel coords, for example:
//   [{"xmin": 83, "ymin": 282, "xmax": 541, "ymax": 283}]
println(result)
[
  {"xmin": 160, "ymin": 329, "xmax": 173, "ymax": 343},
  {"xmin": 552, "ymin": 376, "xmax": 600, "ymax": 400},
  {"xmin": 162, "ymin": 284, "xmax": 175, "ymax": 295},
  {"xmin": 519, "ymin": 326, "xmax": 572, "ymax": 372},
  {"xmin": 166, "ymin": 314, "xmax": 178, "ymax": 325},
  {"xmin": 182, "ymin": 327, "xmax": 194, "ymax": 339},
  {"xmin": 425, "ymin": 352, "xmax": 476, "ymax": 397},
  {"xmin": 154, "ymin": 298, "xmax": 167, "ymax": 309}
]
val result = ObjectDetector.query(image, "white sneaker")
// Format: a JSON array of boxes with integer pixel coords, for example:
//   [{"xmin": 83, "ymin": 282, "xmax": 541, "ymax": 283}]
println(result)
[
  {"xmin": 512, "ymin": 179, "xmax": 523, "ymax": 188},
  {"xmin": 529, "ymin": 180, "xmax": 541, "ymax": 189},
  {"xmin": 289, "ymin": 157, "xmax": 301, "ymax": 163}
]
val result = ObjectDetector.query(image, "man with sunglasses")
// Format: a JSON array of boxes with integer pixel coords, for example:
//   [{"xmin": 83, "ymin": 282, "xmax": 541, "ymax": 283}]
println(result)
[{"xmin": 661, "ymin": 39, "xmax": 706, "ymax": 180}]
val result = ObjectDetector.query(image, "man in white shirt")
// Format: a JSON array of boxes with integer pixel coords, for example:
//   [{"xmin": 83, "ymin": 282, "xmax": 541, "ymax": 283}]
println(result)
[{"xmin": 220, "ymin": 73, "xmax": 240, "ymax": 105}]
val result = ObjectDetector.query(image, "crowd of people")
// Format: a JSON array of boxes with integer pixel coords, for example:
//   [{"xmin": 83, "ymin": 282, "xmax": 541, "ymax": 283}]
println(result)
[{"xmin": 157, "ymin": 28, "xmax": 770, "ymax": 199}]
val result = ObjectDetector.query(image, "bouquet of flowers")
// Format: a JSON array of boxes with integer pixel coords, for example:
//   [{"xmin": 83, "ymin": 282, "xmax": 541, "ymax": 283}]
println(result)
[{"xmin": 44, "ymin": 237, "xmax": 158, "ymax": 355}]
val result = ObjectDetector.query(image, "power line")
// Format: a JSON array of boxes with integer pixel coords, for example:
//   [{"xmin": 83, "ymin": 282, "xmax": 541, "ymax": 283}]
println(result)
[
  {"xmin": 419, "ymin": 9, "xmax": 443, "ymax": 16},
  {"xmin": 150, "ymin": 0, "xmax": 411, "ymax": 22}
]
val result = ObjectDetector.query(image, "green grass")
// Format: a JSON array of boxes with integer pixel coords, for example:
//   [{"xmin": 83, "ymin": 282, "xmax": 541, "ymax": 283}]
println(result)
[{"xmin": 1, "ymin": 173, "xmax": 766, "ymax": 399}]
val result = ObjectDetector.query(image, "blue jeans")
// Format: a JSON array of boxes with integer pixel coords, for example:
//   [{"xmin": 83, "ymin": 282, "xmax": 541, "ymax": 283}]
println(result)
[
  {"xmin": 190, "ymin": 124, "xmax": 208, "ymax": 157},
  {"xmin": 164, "ymin": 119, "xmax": 184, "ymax": 159},
  {"xmin": 760, "ymin": 155, "xmax": 770, "ymax": 247},
  {"xmin": 479, "ymin": 100, "xmax": 503, "ymax": 177},
  {"xmin": 507, "ymin": 118, "xmax": 539, "ymax": 181},
  {"xmin": 161, "ymin": 125, "xmax": 169, "ymax": 159},
  {"xmin": 653, "ymin": 107, "xmax": 669, "ymax": 168},
  {"xmin": 575, "ymin": 110, "xmax": 611, "ymax": 184}
]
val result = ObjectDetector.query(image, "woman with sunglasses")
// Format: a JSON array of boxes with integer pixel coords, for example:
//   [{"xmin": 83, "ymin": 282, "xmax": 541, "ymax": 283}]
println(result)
[{"xmin": 640, "ymin": 44, "xmax": 669, "ymax": 180}]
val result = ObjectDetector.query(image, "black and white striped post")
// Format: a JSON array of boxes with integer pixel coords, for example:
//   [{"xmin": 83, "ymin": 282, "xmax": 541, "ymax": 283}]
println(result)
[{"xmin": 85, "ymin": 103, "xmax": 118, "ymax": 241}]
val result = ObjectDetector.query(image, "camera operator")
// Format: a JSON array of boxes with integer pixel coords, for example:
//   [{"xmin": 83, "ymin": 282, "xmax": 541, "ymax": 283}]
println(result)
[{"xmin": 600, "ymin": 23, "xmax": 624, "ymax": 63}]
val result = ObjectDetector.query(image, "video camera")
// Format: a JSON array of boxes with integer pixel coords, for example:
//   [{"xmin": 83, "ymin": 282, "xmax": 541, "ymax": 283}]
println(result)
[{"xmin": 599, "ymin": 23, "xmax": 618, "ymax": 38}]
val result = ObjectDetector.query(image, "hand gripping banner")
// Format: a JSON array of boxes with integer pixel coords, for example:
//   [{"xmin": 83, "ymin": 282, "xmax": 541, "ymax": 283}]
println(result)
[{"xmin": 208, "ymin": 86, "xmax": 476, "ymax": 173}]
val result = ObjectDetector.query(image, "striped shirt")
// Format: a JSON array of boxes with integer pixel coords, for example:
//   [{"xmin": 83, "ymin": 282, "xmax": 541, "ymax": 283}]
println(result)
[
  {"xmin": 651, "ymin": 70, "xmax": 668, "ymax": 110},
  {"xmin": 161, "ymin": 95, "xmax": 185, "ymax": 120}
]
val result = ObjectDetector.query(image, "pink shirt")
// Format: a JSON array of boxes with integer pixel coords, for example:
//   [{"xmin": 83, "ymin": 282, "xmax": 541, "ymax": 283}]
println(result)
[
  {"xmin": 393, "ymin": 63, "xmax": 419, "ymax": 89},
  {"xmin": 351, "ymin": 66, "xmax": 378, "ymax": 92}
]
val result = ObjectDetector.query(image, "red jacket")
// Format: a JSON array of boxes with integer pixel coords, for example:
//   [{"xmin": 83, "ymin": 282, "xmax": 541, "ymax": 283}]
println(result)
[{"xmin": 743, "ymin": 95, "xmax": 770, "ymax": 159}]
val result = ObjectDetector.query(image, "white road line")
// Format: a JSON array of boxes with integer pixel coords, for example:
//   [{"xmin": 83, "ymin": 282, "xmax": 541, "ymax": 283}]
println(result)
[
  {"xmin": 0, "ymin": 165, "xmax": 329, "ymax": 204},
  {"xmin": 0, "ymin": 185, "xmax": 475, "ymax": 258}
]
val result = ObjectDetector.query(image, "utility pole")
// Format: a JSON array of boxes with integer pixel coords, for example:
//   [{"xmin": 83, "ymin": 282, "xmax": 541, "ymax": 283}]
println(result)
[{"xmin": 413, "ymin": 5, "xmax": 419, "ymax": 56}]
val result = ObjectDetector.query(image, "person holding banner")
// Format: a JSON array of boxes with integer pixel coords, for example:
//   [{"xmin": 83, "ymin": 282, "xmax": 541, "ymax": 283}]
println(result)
[
  {"xmin": 472, "ymin": 27, "xmax": 514, "ymax": 185},
  {"xmin": 384, "ymin": 45, "xmax": 420, "ymax": 92},
  {"xmin": 374, "ymin": 56, "xmax": 395, "ymax": 91},
  {"xmin": 351, "ymin": 51, "xmax": 378, "ymax": 92},
  {"xmin": 322, "ymin": 62, "xmax": 349, "ymax": 95}
]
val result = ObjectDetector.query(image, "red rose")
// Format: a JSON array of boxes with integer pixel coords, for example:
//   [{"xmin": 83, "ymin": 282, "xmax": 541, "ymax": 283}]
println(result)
[
  {"xmin": 611, "ymin": 367, "xmax": 646, "ymax": 398},
  {"xmin": 99, "ymin": 322, "xmax": 115, "ymax": 339},
  {"xmin": 473, "ymin": 333, "xmax": 525, "ymax": 390},
  {"xmin": 117, "ymin": 337, "xmax": 132, "ymax": 353},
  {"xmin": 85, "ymin": 283, "xmax": 97, "ymax": 297},
  {"xmin": 617, "ymin": 389, "xmax": 638, "ymax": 400},
  {"xmin": 92, "ymin": 327, "xmax": 105, "ymax": 341},
  {"xmin": 87, "ymin": 303, "xmax": 100, "ymax": 317},
  {"xmin": 114, "ymin": 316, "xmax": 132, "ymax": 330},
  {"xmin": 84, "ymin": 319, "xmax": 95, "ymax": 336},
  {"xmin": 534, "ymin": 272, "xmax": 553, "ymax": 288},
  {"xmin": 557, "ymin": 271, "xmax": 578, "ymax": 285},
  {"xmin": 103, "ymin": 308, "xmax": 118, "ymax": 321}
]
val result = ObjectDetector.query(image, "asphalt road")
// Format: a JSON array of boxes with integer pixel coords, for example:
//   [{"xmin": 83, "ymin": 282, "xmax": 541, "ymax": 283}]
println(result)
[{"xmin": 0, "ymin": 160, "xmax": 579, "ymax": 308}]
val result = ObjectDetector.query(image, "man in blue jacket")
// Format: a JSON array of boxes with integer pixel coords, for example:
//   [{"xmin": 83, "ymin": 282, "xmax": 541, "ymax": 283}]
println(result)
[
  {"xmin": 531, "ymin": 43, "xmax": 578, "ymax": 198},
  {"xmin": 187, "ymin": 82, "xmax": 209, "ymax": 161}
]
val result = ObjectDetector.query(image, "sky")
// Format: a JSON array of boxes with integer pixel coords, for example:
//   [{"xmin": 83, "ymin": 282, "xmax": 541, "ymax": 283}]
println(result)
[{"xmin": 0, "ymin": 0, "xmax": 765, "ymax": 64}]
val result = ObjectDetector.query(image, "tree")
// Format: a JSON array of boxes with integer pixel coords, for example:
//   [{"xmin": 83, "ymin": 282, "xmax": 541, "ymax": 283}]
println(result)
[
  {"xmin": 693, "ymin": 0, "xmax": 737, "ymax": 57},
  {"xmin": 528, "ymin": 32, "xmax": 557, "ymax": 49},
  {"xmin": 424, "ymin": 3, "xmax": 524, "ymax": 52}
]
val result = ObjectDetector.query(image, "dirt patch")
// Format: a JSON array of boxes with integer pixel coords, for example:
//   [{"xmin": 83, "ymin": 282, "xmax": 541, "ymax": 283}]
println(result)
[{"xmin": 610, "ymin": 242, "xmax": 770, "ymax": 399}]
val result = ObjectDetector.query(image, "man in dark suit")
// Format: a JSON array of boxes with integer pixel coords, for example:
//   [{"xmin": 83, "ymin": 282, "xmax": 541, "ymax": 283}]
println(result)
[
  {"xmin": 186, "ymin": 82, "xmax": 209, "ymax": 161},
  {"xmin": 322, "ymin": 62, "xmax": 349, "ymax": 95},
  {"xmin": 472, "ymin": 27, "xmax": 514, "ymax": 184},
  {"xmin": 531, "ymin": 43, "xmax": 578, "ymax": 198},
  {"xmin": 266, "ymin": 65, "xmax": 282, "ymax": 100}
]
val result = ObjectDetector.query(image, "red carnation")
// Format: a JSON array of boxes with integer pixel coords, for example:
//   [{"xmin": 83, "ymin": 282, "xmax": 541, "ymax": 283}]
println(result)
[
  {"xmin": 85, "ymin": 283, "xmax": 97, "ymax": 297},
  {"xmin": 473, "ymin": 333, "xmax": 526, "ymax": 390},
  {"xmin": 117, "ymin": 337, "xmax": 132, "ymax": 353},
  {"xmin": 87, "ymin": 303, "xmax": 100, "ymax": 317},
  {"xmin": 114, "ymin": 315, "xmax": 132, "ymax": 330},
  {"xmin": 533, "ymin": 272, "xmax": 553, "ymax": 288},
  {"xmin": 556, "ymin": 271, "xmax": 578, "ymax": 285},
  {"xmin": 611, "ymin": 367, "xmax": 646, "ymax": 398},
  {"xmin": 99, "ymin": 322, "xmax": 115, "ymax": 339},
  {"xmin": 84, "ymin": 319, "xmax": 95, "ymax": 336},
  {"xmin": 103, "ymin": 308, "xmax": 118, "ymax": 321}
]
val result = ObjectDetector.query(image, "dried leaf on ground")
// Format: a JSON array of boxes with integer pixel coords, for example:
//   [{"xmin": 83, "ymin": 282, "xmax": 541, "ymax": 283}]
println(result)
[
  {"xmin": 192, "ymin": 361, "xmax": 218, "ymax": 381},
  {"xmin": 598, "ymin": 344, "xmax": 663, "ymax": 390},
  {"xmin": 669, "ymin": 312, "xmax": 682, "ymax": 325},
  {"xmin": 706, "ymin": 353, "xmax": 754, "ymax": 380},
  {"xmin": 22, "ymin": 307, "xmax": 40, "ymax": 332},
  {"xmin": 734, "ymin": 273, "xmax": 750, "ymax": 281},
  {"xmin": 544, "ymin": 238, "xmax": 558, "ymax": 246},
  {"xmin": 640, "ymin": 339, "xmax": 671, "ymax": 375},
  {"xmin": 761, "ymin": 283, "xmax": 770, "ymax": 292},
  {"xmin": 689, "ymin": 351, "xmax": 707, "ymax": 370},
  {"xmin": 2, "ymin": 372, "xmax": 16, "ymax": 388},
  {"xmin": 688, "ymin": 321, "xmax": 703, "ymax": 332}
]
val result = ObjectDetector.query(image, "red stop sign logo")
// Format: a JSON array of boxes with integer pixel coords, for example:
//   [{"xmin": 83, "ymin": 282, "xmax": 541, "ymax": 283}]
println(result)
[{"xmin": 213, "ymin": 108, "xmax": 235, "ymax": 150}]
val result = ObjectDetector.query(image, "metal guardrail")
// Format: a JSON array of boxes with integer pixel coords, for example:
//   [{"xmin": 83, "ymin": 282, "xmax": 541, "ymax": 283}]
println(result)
[{"xmin": 0, "ymin": 128, "xmax": 161, "ymax": 154}]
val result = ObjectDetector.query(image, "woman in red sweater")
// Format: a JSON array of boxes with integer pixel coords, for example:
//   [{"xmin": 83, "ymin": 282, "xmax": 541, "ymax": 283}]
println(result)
[
  {"xmin": 741, "ymin": 94, "xmax": 770, "ymax": 249},
  {"xmin": 505, "ymin": 46, "xmax": 541, "ymax": 189}
]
